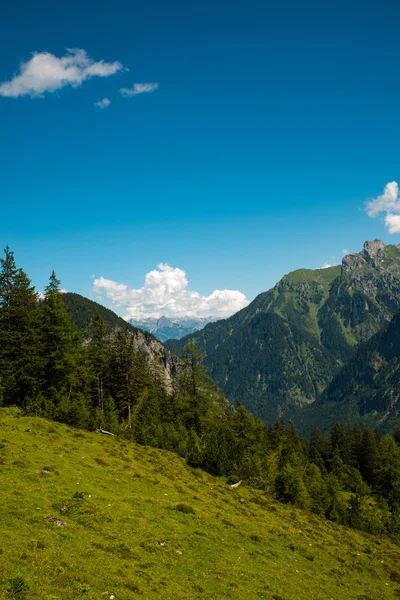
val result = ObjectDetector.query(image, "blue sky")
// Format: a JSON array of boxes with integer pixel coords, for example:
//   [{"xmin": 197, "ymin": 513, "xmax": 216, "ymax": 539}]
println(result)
[{"xmin": 1, "ymin": 0, "xmax": 400, "ymax": 317}]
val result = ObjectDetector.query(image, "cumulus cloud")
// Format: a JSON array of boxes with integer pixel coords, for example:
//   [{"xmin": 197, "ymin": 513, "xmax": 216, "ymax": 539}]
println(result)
[
  {"xmin": 365, "ymin": 181, "xmax": 400, "ymax": 234},
  {"xmin": 94, "ymin": 97, "xmax": 110, "ymax": 109},
  {"xmin": 120, "ymin": 82, "xmax": 159, "ymax": 97},
  {"xmin": 0, "ymin": 49, "xmax": 124, "ymax": 98},
  {"xmin": 92, "ymin": 263, "xmax": 249, "ymax": 319}
]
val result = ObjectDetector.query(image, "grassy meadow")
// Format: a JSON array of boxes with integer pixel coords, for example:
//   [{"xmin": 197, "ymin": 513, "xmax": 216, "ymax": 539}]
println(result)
[{"xmin": 0, "ymin": 408, "xmax": 400, "ymax": 600}]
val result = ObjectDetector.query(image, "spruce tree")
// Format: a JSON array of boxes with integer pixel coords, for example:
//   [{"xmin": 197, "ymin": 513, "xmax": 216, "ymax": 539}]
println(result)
[
  {"xmin": 88, "ymin": 314, "xmax": 110, "ymax": 412},
  {"xmin": 40, "ymin": 271, "xmax": 90, "ymax": 423},
  {"xmin": 176, "ymin": 340, "xmax": 216, "ymax": 434},
  {"xmin": 0, "ymin": 247, "xmax": 42, "ymax": 405}
]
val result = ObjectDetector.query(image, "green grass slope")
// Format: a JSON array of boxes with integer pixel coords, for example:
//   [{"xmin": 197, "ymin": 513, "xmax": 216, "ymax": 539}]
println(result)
[{"xmin": 1, "ymin": 410, "xmax": 400, "ymax": 599}]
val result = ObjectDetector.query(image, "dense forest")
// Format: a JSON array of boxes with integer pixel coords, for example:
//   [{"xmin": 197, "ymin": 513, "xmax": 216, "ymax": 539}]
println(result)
[{"xmin": 1, "ymin": 247, "xmax": 400, "ymax": 542}]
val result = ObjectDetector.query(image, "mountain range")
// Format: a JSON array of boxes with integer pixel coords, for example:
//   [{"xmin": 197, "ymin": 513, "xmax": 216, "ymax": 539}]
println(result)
[
  {"xmin": 128, "ymin": 315, "xmax": 217, "ymax": 343},
  {"xmin": 61, "ymin": 240, "xmax": 400, "ymax": 435},
  {"xmin": 166, "ymin": 240, "xmax": 400, "ymax": 428}
]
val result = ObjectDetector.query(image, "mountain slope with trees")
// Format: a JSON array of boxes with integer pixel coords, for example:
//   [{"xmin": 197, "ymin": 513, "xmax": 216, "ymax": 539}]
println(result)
[
  {"xmin": 62, "ymin": 292, "xmax": 179, "ymax": 392},
  {"xmin": 293, "ymin": 312, "xmax": 400, "ymax": 435},
  {"xmin": 166, "ymin": 240, "xmax": 400, "ymax": 425}
]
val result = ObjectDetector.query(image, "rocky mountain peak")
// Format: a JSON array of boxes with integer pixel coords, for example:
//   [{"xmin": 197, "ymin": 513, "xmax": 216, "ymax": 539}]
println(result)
[
  {"xmin": 362, "ymin": 239, "xmax": 385, "ymax": 259},
  {"xmin": 342, "ymin": 239, "xmax": 387, "ymax": 272}
]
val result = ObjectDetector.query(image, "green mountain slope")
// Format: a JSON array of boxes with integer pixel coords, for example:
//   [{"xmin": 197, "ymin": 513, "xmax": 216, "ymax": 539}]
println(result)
[
  {"xmin": 294, "ymin": 312, "xmax": 400, "ymax": 435},
  {"xmin": 166, "ymin": 241, "xmax": 400, "ymax": 425},
  {"xmin": 1, "ymin": 408, "xmax": 400, "ymax": 600},
  {"xmin": 63, "ymin": 292, "xmax": 147, "ymax": 337}
]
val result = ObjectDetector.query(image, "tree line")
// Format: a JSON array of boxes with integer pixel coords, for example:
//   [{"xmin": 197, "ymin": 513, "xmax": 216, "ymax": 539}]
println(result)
[{"xmin": 1, "ymin": 247, "xmax": 400, "ymax": 541}]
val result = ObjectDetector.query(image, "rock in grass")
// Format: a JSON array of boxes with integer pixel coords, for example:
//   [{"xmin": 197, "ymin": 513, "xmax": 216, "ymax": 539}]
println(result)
[{"xmin": 44, "ymin": 516, "xmax": 66, "ymax": 527}]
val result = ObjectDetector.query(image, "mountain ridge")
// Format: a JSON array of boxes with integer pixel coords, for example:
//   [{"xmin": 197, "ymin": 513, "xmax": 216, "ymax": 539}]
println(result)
[{"xmin": 166, "ymin": 240, "xmax": 400, "ymax": 426}]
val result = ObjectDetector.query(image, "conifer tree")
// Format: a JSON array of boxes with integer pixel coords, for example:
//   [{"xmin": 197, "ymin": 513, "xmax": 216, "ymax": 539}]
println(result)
[
  {"xmin": 0, "ymin": 247, "xmax": 42, "ymax": 405},
  {"xmin": 88, "ymin": 314, "xmax": 110, "ymax": 412},
  {"xmin": 40, "ymin": 271, "xmax": 90, "ymax": 423},
  {"xmin": 176, "ymin": 340, "xmax": 216, "ymax": 434}
]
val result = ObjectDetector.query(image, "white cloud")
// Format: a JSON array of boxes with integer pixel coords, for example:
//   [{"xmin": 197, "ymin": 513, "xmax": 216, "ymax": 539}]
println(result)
[
  {"xmin": 365, "ymin": 181, "xmax": 400, "ymax": 234},
  {"xmin": 319, "ymin": 255, "xmax": 339, "ymax": 269},
  {"xmin": 342, "ymin": 249, "xmax": 350, "ymax": 256},
  {"xmin": 0, "ymin": 49, "xmax": 124, "ymax": 98},
  {"xmin": 385, "ymin": 214, "xmax": 400, "ymax": 234},
  {"xmin": 94, "ymin": 97, "xmax": 110, "ymax": 109},
  {"xmin": 120, "ymin": 82, "xmax": 159, "ymax": 97},
  {"xmin": 92, "ymin": 263, "xmax": 249, "ymax": 319}
]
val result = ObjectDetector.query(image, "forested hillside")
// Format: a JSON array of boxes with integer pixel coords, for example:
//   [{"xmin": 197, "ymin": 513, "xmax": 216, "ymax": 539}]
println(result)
[
  {"xmin": 293, "ymin": 312, "xmax": 400, "ymax": 435},
  {"xmin": 167, "ymin": 240, "xmax": 400, "ymax": 425}
]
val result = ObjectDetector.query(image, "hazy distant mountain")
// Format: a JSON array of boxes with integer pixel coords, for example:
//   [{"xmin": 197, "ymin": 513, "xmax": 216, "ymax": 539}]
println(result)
[
  {"xmin": 128, "ymin": 315, "xmax": 218, "ymax": 343},
  {"xmin": 166, "ymin": 240, "xmax": 400, "ymax": 426}
]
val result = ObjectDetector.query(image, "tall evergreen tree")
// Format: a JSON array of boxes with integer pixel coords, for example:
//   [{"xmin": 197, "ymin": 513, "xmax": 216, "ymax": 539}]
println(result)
[
  {"xmin": 88, "ymin": 313, "xmax": 110, "ymax": 412},
  {"xmin": 176, "ymin": 340, "xmax": 217, "ymax": 434},
  {"xmin": 0, "ymin": 247, "xmax": 42, "ymax": 405},
  {"xmin": 40, "ymin": 271, "xmax": 90, "ymax": 423}
]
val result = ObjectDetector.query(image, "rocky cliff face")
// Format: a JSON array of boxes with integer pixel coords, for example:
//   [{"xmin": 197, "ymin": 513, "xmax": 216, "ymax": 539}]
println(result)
[
  {"xmin": 129, "ymin": 327, "xmax": 179, "ymax": 393},
  {"xmin": 323, "ymin": 241, "xmax": 400, "ymax": 344}
]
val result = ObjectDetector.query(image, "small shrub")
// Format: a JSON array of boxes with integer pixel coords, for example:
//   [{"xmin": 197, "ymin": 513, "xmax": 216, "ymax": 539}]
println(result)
[
  {"xmin": 94, "ymin": 457, "xmax": 109, "ymax": 467},
  {"xmin": 73, "ymin": 491, "xmax": 84, "ymax": 500},
  {"xmin": 7, "ymin": 576, "xmax": 29, "ymax": 598},
  {"xmin": 175, "ymin": 503, "xmax": 195, "ymax": 515},
  {"xmin": 304, "ymin": 552, "xmax": 315, "ymax": 561},
  {"xmin": 221, "ymin": 519, "xmax": 234, "ymax": 527},
  {"xmin": 125, "ymin": 582, "xmax": 141, "ymax": 593}
]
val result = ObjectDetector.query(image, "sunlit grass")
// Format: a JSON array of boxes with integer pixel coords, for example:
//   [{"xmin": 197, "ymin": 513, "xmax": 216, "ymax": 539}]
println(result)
[{"xmin": 0, "ymin": 408, "xmax": 400, "ymax": 599}]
